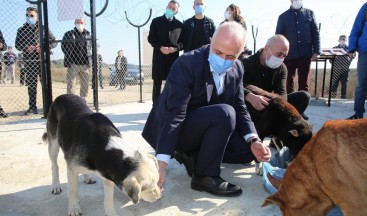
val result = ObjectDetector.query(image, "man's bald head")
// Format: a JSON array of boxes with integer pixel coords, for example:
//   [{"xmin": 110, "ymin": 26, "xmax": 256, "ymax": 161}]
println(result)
[
  {"xmin": 210, "ymin": 21, "xmax": 246, "ymax": 61},
  {"xmin": 264, "ymin": 35, "xmax": 289, "ymax": 59}
]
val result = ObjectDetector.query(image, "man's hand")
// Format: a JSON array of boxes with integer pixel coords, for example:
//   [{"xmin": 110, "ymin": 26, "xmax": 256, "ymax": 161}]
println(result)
[
  {"xmin": 27, "ymin": 45, "xmax": 36, "ymax": 53},
  {"xmin": 250, "ymin": 141, "xmax": 271, "ymax": 162},
  {"xmin": 245, "ymin": 93, "xmax": 270, "ymax": 111},
  {"xmin": 0, "ymin": 43, "xmax": 3, "ymax": 50},
  {"xmin": 157, "ymin": 160, "xmax": 167, "ymax": 192},
  {"xmin": 160, "ymin": 46, "xmax": 170, "ymax": 55},
  {"xmin": 348, "ymin": 52, "xmax": 355, "ymax": 60},
  {"xmin": 168, "ymin": 47, "xmax": 177, "ymax": 54},
  {"xmin": 35, "ymin": 44, "xmax": 41, "ymax": 53},
  {"xmin": 311, "ymin": 53, "xmax": 319, "ymax": 61}
]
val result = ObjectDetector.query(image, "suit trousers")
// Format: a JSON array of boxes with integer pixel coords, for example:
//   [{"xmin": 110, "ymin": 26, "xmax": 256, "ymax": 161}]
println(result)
[
  {"xmin": 25, "ymin": 60, "xmax": 41, "ymax": 110},
  {"xmin": 176, "ymin": 104, "xmax": 255, "ymax": 176},
  {"xmin": 284, "ymin": 58, "xmax": 312, "ymax": 93},
  {"xmin": 152, "ymin": 79, "xmax": 163, "ymax": 103}
]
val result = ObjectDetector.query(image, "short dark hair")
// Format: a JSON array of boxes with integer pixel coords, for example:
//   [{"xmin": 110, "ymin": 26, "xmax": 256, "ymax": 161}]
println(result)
[
  {"xmin": 26, "ymin": 7, "xmax": 37, "ymax": 13},
  {"xmin": 169, "ymin": 0, "xmax": 180, "ymax": 7},
  {"xmin": 339, "ymin": 35, "xmax": 346, "ymax": 39}
]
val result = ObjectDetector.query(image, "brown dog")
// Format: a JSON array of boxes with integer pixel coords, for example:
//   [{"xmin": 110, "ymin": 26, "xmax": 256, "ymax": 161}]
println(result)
[{"xmin": 262, "ymin": 118, "xmax": 367, "ymax": 216}]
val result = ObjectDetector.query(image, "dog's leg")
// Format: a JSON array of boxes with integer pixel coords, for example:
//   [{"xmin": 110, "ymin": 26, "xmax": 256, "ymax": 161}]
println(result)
[
  {"xmin": 83, "ymin": 174, "xmax": 96, "ymax": 184},
  {"xmin": 103, "ymin": 178, "xmax": 117, "ymax": 216},
  {"xmin": 67, "ymin": 167, "xmax": 82, "ymax": 216},
  {"xmin": 48, "ymin": 138, "xmax": 62, "ymax": 194}
]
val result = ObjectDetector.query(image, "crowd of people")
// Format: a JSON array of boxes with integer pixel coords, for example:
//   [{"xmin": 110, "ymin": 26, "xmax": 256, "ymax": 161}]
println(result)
[{"xmin": 144, "ymin": 0, "xmax": 367, "ymax": 199}]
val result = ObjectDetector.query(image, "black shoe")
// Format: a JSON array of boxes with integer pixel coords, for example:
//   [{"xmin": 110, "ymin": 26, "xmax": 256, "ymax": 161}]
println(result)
[
  {"xmin": 301, "ymin": 113, "xmax": 309, "ymax": 120},
  {"xmin": 191, "ymin": 175, "xmax": 242, "ymax": 197},
  {"xmin": 24, "ymin": 108, "xmax": 38, "ymax": 116},
  {"xmin": 0, "ymin": 112, "xmax": 9, "ymax": 118},
  {"xmin": 174, "ymin": 151, "xmax": 195, "ymax": 177},
  {"xmin": 347, "ymin": 114, "xmax": 363, "ymax": 120}
]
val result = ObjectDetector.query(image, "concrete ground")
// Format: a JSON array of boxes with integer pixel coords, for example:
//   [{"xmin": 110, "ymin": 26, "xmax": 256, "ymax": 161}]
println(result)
[{"xmin": 0, "ymin": 98, "xmax": 357, "ymax": 216}]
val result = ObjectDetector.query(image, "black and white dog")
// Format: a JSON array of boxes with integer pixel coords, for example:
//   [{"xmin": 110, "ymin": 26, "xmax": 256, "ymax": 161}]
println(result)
[{"xmin": 42, "ymin": 94, "xmax": 161, "ymax": 216}]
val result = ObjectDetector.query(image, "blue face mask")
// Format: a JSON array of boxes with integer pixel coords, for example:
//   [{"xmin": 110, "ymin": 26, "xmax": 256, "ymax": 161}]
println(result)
[
  {"xmin": 26, "ymin": 17, "xmax": 36, "ymax": 25},
  {"xmin": 195, "ymin": 5, "xmax": 205, "ymax": 15},
  {"xmin": 208, "ymin": 51, "xmax": 234, "ymax": 75},
  {"xmin": 165, "ymin": 9, "xmax": 174, "ymax": 20}
]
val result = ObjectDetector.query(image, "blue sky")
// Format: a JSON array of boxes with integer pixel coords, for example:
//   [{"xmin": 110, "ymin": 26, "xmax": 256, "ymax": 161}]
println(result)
[{"xmin": 1, "ymin": 0, "xmax": 365, "ymax": 67}]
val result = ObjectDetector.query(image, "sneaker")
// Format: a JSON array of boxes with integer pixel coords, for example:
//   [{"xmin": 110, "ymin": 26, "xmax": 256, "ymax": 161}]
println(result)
[
  {"xmin": 24, "ymin": 108, "xmax": 38, "ymax": 115},
  {"xmin": 0, "ymin": 112, "xmax": 9, "ymax": 118},
  {"xmin": 347, "ymin": 114, "xmax": 363, "ymax": 120}
]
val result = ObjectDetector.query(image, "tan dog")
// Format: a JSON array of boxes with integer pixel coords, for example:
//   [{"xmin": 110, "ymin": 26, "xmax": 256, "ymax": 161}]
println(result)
[{"xmin": 262, "ymin": 118, "xmax": 367, "ymax": 216}]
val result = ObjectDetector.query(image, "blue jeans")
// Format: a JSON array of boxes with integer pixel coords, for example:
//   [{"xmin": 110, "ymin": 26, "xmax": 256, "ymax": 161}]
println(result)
[{"xmin": 354, "ymin": 51, "xmax": 367, "ymax": 116}]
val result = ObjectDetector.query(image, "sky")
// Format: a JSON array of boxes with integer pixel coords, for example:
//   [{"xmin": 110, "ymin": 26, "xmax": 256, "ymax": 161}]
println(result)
[{"xmin": 1, "ymin": 0, "xmax": 365, "ymax": 68}]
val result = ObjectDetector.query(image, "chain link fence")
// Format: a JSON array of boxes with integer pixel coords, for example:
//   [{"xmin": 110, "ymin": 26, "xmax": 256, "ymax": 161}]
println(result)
[{"xmin": 0, "ymin": 0, "xmax": 154, "ymax": 124}]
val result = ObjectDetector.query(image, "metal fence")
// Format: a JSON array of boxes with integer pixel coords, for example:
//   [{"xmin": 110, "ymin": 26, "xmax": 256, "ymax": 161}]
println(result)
[{"xmin": 0, "ymin": 0, "xmax": 154, "ymax": 124}]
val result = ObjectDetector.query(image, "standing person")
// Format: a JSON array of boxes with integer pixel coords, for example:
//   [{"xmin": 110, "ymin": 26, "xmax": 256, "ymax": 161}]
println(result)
[
  {"xmin": 330, "ymin": 35, "xmax": 352, "ymax": 99},
  {"xmin": 241, "ymin": 35, "xmax": 311, "ymax": 120},
  {"xmin": 114, "ymin": 50, "xmax": 127, "ymax": 90},
  {"xmin": 0, "ymin": 29, "xmax": 9, "ymax": 117},
  {"xmin": 17, "ymin": 52, "xmax": 26, "ymax": 86},
  {"xmin": 15, "ymin": 7, "xmax": 57, "ymax": 115},
  {"xmin": 92, "ymin": 45, "xmax": 103, "ymax": 89},
  {"xmin": 182, "ymin": 0, "xmax": 215, "ymax": 53},
  {"xmin": 148, "ymin": 0, "xmax": 183, "ymax": 103},
  {"xmin": 3, "ymin": 46, "xmax": 17, "ymax": 84},
  {"xmin": 275, "ymin": 0, "xmax": 321, "ymax": 96},
  {"xmin": 61, "ymin": 18, "xmax": 91, "ymax": 101},
  {"xmin": 142, "ymin": 22, "xmax": 271, "ymax": 196},
  {"xmin": 0, "ymin": 30, "xmax": 6, "ymax": 84},
  {"xmin": 346, "ymin": 2, "xmax": 367, "ymax": 120},
  {"xmin": 222, "ymin": 3, "xmax": 247, "ymax": 30}
]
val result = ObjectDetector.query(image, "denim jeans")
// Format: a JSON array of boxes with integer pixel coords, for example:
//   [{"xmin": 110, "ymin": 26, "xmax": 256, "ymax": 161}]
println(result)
[{"xmin": 353, "ymin": 51, "xmax": 367, "ymax": 116}]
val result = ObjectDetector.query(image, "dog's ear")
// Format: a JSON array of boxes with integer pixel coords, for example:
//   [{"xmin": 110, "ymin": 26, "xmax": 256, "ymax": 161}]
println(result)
[
  {"xmin": 134, "ymin": 150, "xmax": 144, "ymax": 160},
  {"xmin": 123, "ymin": 180, "xmax": 142, "ymax": 204},
  {"xmin": 289, "ymin": 129, "xmax": 299, "ymax": 137},
  {"xmin": 262, "ymin": 193, "xmax": 283, "ymax": 207}
]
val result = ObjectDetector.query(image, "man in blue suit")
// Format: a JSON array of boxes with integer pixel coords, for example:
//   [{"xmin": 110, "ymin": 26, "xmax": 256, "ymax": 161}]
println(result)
[{"xmin": 142, "ymin": 22, "xmax": 271, "ymax": 197}]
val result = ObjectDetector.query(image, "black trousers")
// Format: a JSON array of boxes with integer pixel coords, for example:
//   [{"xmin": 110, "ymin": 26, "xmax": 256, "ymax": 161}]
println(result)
[
  {"xmin": 287, "ymin": 91, "xmax": 311, "ymax": 115},
  {"xmin": 152, "ymin": 79, "xmax": 163, "ymax": 103},
  {"xmin": 25, "ymin": 61, "xmax": 41, "ymax": 110},
  {"xmin": 116, "ymin": 69, "xmax": 126, "ymax": 89},
  {"xmin": 20, "ymin": 68, "xmax": 26, "ymax": 85},
  {"xmin": 176, "ymin": 104, "xmax": 254, "ymax": 177}
]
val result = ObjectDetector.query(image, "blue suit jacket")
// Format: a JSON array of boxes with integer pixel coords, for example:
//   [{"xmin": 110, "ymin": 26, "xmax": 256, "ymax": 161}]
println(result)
[{"xmin": 142, "ymin": 46, "xmax": 257, "ymax": 156}]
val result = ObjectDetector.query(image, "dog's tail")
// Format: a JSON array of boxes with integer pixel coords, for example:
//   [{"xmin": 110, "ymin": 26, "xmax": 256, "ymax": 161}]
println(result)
[{"xmin": 42, "ymin": 131, "xmax": 48, "ymax": 144}]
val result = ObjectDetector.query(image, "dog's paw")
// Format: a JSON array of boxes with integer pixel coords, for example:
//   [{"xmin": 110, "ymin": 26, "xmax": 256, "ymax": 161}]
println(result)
[
  {"xmin": 51, "ymin": 186, "xmax": 62, "ymax": 195},
  {"xmin": 83, "ymin": 174, "xmax": 96, "ymax": 184},
  {"xmin": 68, "ymin": 203, "xmax": 82, "ymax": 216}
]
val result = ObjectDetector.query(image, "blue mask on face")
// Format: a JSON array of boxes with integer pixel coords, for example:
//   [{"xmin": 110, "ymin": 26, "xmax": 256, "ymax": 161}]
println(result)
[
  {"xmin": 165, "ymin": 9, "xmax": 174, "ymax": 20},
  {"xmin": 26, "ymin": 17, "xmax": 36, "ymax": 25},
  {"xmin": 195, "ymin": 5, "xmax": 205, "ymax": 15},
  {"xmin": 208, "ymin": 51, "xmax": 234, "ymax": 75}
]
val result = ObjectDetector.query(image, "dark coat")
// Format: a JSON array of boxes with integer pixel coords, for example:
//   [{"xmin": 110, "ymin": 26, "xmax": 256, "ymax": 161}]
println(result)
[
  {"xmin": 115, "ymin": 55, "xmax": 127, "ymax": 72},
  {"xmin": 15, "ymin": 22, "xmax": 57, "ymax": 61},
  {"xmin": 182, "ymin": 16, "xmax": 215, "ymax": 53},
  {"xmin": 142, "ymin": 46, "xmax": 256, "ymax": 156},
  {"xmin": 148, "ymin": 15, "xmax": 183, "ymax": 81},
  {"xmin": 61, "ymin": 28, "xmax": 91, "ymax": 67},
  {"xmin": 275, "ymin": 7, "xmax": 321, "ymax": 59}
]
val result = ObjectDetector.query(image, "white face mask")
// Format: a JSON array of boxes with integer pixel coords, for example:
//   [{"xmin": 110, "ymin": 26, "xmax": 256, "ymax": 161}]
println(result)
[
  {"xmin": 292, "ymin": 0, "xmax": 303, "ymax": 9},
  {"xmin": 339, "ymin": 40, "xmax": 346, "ymax": 46},
  {"xmin": 224, "ymin": 11, "xmax": 232, "ymax": 20},
  {"xmin": 265, "ymin": 48, "xmax": 284, "ymax": 69},
  {"xmin": 75, "ymin": 24, "xmax": 85, "ymax": 32}
]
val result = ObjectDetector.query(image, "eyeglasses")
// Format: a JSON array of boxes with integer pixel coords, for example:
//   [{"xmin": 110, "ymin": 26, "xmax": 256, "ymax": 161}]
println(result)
[
  {"xmin": 26, "ymin": 14, "xmax": 35, "ymax": 17},
  {"xmin": 339, "ymin": 38, "xmax": 346, "ymax": 41}
]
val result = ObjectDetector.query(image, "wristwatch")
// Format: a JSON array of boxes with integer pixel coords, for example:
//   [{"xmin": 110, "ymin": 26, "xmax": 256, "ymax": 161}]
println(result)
[{"xmin": 247, "ymin": 137, "xmax": 261, "ymax": 144}]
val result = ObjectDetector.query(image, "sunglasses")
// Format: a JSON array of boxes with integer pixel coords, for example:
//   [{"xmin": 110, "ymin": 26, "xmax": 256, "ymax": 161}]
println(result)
[{"xmin": 26, "ymin": 14, "xmax": 36, "ymax": 18}]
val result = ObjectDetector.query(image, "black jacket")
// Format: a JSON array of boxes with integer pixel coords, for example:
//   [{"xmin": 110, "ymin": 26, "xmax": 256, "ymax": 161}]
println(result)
[
  {"xmin": 15, "ymin": 23, "xmax": 57, "ymax": 60},
  {"xmin": 61, "ymin": 28, "xmax": 91, "ymax": 67},
  {"xmin": 241, "ymin": 49, "xmax": 288, "ymax": 99},
  {"xmin": 115, "ymin": 56, "xmax": 127, "ymax": 72},
  {"xmin": 182, "ymin": 16, "xmax": 215, "ymax": 53},
  {"xmin": 148, "ymin": 15, "xmax": 183, "ymax": 81}
]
